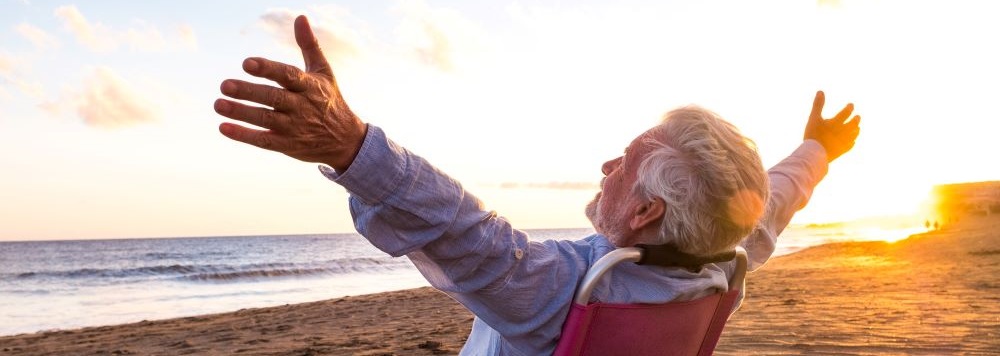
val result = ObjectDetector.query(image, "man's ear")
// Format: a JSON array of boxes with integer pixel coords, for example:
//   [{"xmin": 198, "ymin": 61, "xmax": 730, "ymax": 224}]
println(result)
[{"xmin": 630, "ymin": 197, "xmax": 665, "ymax": 231}]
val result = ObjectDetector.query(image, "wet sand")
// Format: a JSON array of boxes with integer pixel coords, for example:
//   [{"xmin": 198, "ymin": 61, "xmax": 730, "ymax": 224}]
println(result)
[{"xmin": 2, "ymin": 216, "xmax": 998, "ymax": 355}]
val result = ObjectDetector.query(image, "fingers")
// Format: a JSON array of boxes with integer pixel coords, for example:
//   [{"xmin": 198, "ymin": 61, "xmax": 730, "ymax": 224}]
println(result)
[
  {"xmin": 831, "ymin": 115, "xmax": 860, "ymax": 142},
  {"xmin": 220, "ymin": 79, "xmax": 300, "ymax": 112},
  {"xmin": 832, "ymin": 103, "xmax": 855, "ymax": 123},
  {"xmin": 847, "ymin": 115, "xmax": 861, "ymax": 128},
  {"xmin": 219, "ymin": 122, "xmax": 289, "ymax": 152},
  {"xmin": 242, "ymin": 57, "xmax": 310, "ymax": 93},
  {"xmin": 809, "ymin": 90, "xmax": 825, "ymax": 120},
  {"xmin": 294, "ymin": 15, "xmax": 333, "ymax": 76},
  {"xmin": 214, "ymin": 99, "xmax": 289, "ymax": 131}
]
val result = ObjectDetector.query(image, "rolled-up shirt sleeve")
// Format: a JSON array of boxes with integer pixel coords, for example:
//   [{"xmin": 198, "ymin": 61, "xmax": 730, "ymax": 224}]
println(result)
[
  {"xmin": 319, "ymin": 125, "xmax": 585, "ymax": 353},
  {"xmin": 320, "ymin": 125, "xmax": 481, "ymax": 257},
  {"xmin": 741, "ymin": 140, "xmax": 829, "ymax": 271}
]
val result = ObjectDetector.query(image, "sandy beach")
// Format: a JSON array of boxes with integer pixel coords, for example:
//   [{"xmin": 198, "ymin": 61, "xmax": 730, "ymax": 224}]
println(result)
[{"xmin": 2, "ymin": 216, "xmax": 998, "ymax": 355}]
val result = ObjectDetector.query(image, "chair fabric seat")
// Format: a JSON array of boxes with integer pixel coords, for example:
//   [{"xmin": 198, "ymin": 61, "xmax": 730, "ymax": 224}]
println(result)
[
  {"xmin": 554, "ymin": 287, "xmax": 739, "ymax": 356},
  {"xmin": 553, "ymin": 246, "xmax": 747, "ymax": 356}
]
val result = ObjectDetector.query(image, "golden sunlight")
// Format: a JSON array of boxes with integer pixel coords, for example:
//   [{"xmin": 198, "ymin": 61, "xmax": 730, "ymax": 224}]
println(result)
[{"xmin": 930, "ymin": 181, "xmax": 1000, "ymax": 227}]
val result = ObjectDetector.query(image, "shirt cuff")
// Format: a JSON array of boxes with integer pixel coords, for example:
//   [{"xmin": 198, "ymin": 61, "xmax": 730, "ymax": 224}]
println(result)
[
  {"xmin": 795, "ymin": 139, "xmax": 830, "ymax": 183},
  {"xmin": 317, "ymin": 125, "xmax": 407, "ymax": 205}
]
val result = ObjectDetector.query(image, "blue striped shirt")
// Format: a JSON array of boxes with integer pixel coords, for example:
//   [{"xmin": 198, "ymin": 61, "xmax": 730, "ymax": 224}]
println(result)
[{"xmin": 320, "ymin": 125, "xmax": 828, "ymax": 355}]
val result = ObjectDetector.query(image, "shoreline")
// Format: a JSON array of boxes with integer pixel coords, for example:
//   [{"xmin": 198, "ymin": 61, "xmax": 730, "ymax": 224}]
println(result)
[
  {"xmin": 0, "ymin": 224, "xmax": 917, "ymax": 337},
  {"xmin": 2, "ymin": 216, "xmax": 998, "ymax": 355}
]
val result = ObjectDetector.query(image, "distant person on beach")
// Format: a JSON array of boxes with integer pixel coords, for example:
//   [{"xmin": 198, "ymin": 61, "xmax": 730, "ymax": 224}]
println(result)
[{"xmin": 214, "ymin": 15, "xmax": 861, "ymax": 355}]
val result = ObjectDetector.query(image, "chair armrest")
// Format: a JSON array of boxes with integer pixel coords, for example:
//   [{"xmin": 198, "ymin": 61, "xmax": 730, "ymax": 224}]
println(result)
[
  {"xmin": 729, "ymin": 246, "xmax": 748, "ymax": 291},
  {"xmin": 573, "ymin": 247, "xmax": 643, "ymax": 305}
]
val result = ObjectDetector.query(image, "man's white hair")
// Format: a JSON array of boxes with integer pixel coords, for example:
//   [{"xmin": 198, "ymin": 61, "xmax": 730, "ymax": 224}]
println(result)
[{"xmin": 634, "ymin": 106, "xmax": 769, "ymax": 255}]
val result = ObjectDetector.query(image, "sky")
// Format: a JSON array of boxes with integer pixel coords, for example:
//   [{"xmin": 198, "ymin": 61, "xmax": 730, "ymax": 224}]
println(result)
[{"xmin": 1, "ymin": 0, "xmax": 998, "ymax": 241}]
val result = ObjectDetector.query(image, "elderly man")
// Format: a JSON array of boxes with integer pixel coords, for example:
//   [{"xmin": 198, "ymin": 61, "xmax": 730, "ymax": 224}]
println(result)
[{"xmin": 214, "ymin": 16, "xmax": 860, "ymax": 355}]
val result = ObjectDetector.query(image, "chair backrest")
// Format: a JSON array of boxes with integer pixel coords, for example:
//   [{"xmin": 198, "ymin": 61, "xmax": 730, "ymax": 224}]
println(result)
[{"xmin": 553, "ymin": 246, "xmax": 748, "ymax": 356}]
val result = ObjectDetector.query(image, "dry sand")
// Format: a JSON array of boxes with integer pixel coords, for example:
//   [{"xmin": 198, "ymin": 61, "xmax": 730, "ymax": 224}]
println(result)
[{"xmin": 2, "ymin": 216, "xmax": 998, "ymax": 355}]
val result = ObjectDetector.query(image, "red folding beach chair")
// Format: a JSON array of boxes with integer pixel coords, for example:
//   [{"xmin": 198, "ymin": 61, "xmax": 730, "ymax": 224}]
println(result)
[{"xmin": 554, "ymin": 245, "xmax": 748, "ymax": 356}]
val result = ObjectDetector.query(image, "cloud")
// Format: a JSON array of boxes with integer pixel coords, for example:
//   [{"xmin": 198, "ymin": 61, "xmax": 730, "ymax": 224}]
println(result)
[
  {"xmin": 259, "ymin": 7, "xmax": 363, "ymax": 64},
  {"xmin": 13, "ymin": 79, "xmax": 45, "ymax": 100},
  {"xmin": 53, "ymin": 5, "xmax": 197, "ymax": 53},
  {"xmin": 394, "ymin": 1, "xmax": 452, "ymax": 71},
  {"xmin": 500, "ymin": 182, "xmax": 599, "ymax": 190},
  {"xmin": 177, "ymin": 24, "xmax": 198, "ymax": 50},
  {"xmin": 121, "ymin": 22, "xmax": 199, "ymax": 52},
  {"xmin": 410, "ymin": 21, "xmax": 452, "ymax": 71},
  {"xmin": 0, "ymin": 52, "xmax": 45, "ymax": 100},
  {"xmin": 818, "ymin": 0, "xmax": 842, "ymax": 8},
  {"xmin": 36, "ymin": 99, "xmax": 64, "ymax": 116},
  {"xmin": 121, "ymin": 22, "xmax": 167, "ymax": 52},
  {"xmin": 256, "ymin": 2, "xmax": 482, "ymax": 72},
  {"xmin": 0, "ymin": 53, "xmax": 12, "ymax": 76},
  {"xmin": 392, "ymin": 0, "xmax": 483, "ymax": 72},
  {"xmin": 71, "ymin": 67, "xmax": 158, "ymax": 128},
  {"xmin": 77, "ymin": 67, "xmax": 158, "ymax": 127},
  {"xmin": 54, "ymin": 5, "xmax": 116, "ymax": 52},
  {"xmin": 15, "ymin": 23, "xmax": 60, "ymax": 50}
]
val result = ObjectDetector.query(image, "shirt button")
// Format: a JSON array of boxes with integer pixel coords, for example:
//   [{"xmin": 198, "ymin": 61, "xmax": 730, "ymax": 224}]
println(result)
[{"xmin": 514, "ymin": 248, "xmax": 524, "ymax": 259}]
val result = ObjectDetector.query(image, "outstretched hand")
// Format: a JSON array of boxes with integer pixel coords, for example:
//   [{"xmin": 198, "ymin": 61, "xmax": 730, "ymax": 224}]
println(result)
[
  {"xmin": 214, "ymin": 15, "xmax": 366, "ymax": 171},
  {"xmin": 803, "ymin": 91, "xmax": 861, "ymax": 162}
]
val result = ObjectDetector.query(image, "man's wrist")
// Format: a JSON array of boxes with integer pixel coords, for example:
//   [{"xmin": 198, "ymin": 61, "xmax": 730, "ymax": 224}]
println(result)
[
  {"xmin": 324, "ymin": 123, "xmax": 370, "ymax": 172},
  {"xmin": 796, "ymin": 138, "xmax": 830, "ymax": 163},
  {"xmin": 319, "ymin": 125, "xmax": 406, "ymax": 205}
]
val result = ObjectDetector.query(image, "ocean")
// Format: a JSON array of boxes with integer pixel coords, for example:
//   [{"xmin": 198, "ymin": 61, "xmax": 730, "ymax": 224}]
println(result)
[{"xmin": 0, "ymin": 225, "xmax": 925, "ymax": 336}]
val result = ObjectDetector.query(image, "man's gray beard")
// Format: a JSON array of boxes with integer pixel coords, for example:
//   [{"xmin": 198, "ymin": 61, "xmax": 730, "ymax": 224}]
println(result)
[
  {"xmin": 585, "ymin": 194, "xmax": 599, "ymax": 227},
  {"xmin": 585, "ymin": 193, "xmax": 631, "ymax": 242}
]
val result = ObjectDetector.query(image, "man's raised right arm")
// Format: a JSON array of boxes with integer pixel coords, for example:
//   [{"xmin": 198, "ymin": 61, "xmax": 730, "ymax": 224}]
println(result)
[
  {"xmin": 214, "ymin": 16, "xmax": 584, "ymax": 351},
  {"xmin": 741, "ymin": 91, "xmax": 861, "ymax": 270}
]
